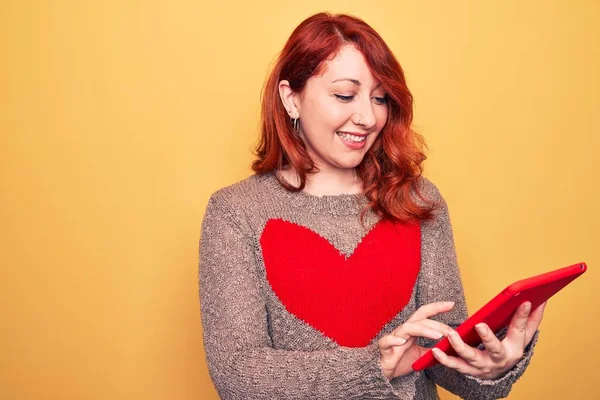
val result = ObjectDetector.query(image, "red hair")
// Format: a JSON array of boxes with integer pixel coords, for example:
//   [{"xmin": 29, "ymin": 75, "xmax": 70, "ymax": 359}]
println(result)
[{"xmin": 252, "ymin": 13, "xmax": 435, "ymax": 222}]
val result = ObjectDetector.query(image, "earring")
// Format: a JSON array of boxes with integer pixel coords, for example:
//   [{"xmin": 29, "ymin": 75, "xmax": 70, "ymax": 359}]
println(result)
[{"xmin": 290, "ymin": 116, "xmax": 299, "ymax": 133}]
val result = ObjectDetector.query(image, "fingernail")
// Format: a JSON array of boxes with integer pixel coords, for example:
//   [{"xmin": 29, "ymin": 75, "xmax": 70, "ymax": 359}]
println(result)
[
  {"xmin": 397, "ymin": 338, "xmax": 407, "ymax": 345},
  {"xmin": 475, "ymin": 323, "xmax": 486, "ymax": 334},
  {"xmin": 432, "ymin": 348, "xmax": 442, "ymax": 358},
  {"xmin": 524, "ymin": 302, "xmax": 532, "ymax": 313},
  {"xmin": 448, "ymin": 330, "xmax": 457, "ymax": 341}
]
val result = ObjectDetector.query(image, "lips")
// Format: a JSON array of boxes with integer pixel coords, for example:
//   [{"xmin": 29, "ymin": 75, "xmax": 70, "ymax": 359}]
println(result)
[
  {"xmin": 337, "ymin": 131, "xmax": 368, "ymax": 139},
  {"xmin": 336, "ymin": 131, "xmax": 368, "ymax": 149}
]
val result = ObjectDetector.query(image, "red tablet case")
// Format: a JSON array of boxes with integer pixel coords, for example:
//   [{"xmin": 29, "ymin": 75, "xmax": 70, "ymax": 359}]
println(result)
[{"xmin": 412, "ymin": 262, "xmax": 587, "ymax": 371}]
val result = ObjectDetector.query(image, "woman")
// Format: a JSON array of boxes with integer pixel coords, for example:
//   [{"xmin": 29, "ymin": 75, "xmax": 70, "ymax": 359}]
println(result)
[{"xmin": 199, "ymin": 12, "xmax": 544, "ymax": 399}]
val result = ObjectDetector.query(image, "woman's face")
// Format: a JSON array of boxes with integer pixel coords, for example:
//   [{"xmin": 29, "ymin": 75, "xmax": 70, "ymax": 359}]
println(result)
[{"xmin": 282, "ymin": 45, "xmax": 389, "ymax": 172}]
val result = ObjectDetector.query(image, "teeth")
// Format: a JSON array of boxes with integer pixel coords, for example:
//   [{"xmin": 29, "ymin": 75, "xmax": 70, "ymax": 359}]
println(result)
[{"xmin": 337, "ymin": 132, "xmax": 366, "ymax": 142}]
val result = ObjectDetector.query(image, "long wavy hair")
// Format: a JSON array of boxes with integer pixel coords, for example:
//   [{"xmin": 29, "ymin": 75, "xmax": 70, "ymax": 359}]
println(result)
[{"xmin": 252, "ymin": 12, "xmax": 435, "ymax": 222}]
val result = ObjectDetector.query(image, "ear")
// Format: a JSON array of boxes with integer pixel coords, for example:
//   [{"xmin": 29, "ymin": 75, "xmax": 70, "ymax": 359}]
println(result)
[{"xmin": 278, "ymin": 80, "xmax": 300, "ymax": 119}]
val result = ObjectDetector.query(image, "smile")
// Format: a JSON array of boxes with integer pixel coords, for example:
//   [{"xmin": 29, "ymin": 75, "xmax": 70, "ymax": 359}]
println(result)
[{"xmin": 336, "ymin": 131, "xmax": 367, "ymax": 143}]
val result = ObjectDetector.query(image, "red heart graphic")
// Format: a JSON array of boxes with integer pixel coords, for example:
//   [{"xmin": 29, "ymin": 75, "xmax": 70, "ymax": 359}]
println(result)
[{"xmin": 260, "ymin": 219, "xmax": 421, "ymax": 347}]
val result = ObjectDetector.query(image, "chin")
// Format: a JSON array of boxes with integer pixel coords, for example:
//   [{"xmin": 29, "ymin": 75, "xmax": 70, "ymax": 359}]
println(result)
[{"xmin": 332, "ymin": 154, "xmax": 367, "ymax": 169}]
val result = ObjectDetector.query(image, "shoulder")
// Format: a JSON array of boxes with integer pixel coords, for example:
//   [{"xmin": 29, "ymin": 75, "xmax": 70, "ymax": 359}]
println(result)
[
  {"xmin": 204, "ymin": 173, "xmax": 275, "ymax": 226},
  {"xmin": 414, "ymin": 177, "xmax": 455, "ymax": 232},
  {"xmin": 414, "ymin": 176, "xmax": 446, "ymax": 208},
  {"xmin": 208, "ymin": 174, "xmax": 267, "ymax": 208}
]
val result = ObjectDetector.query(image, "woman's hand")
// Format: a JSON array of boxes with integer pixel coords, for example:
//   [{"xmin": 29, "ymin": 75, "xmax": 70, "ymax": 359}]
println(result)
[
  {"xmin": 431, "ymin": 301, "xmax": 546, "ymax": 380},
  {"xmin": 378, "ymin": 301, "xmax": 455, "ymax": 380}
]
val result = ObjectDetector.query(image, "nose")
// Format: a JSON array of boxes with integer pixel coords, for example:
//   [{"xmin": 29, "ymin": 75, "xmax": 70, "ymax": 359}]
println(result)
[{"xmin": 351, "ymin": 96, "xmax": 376, "ymax": 129}]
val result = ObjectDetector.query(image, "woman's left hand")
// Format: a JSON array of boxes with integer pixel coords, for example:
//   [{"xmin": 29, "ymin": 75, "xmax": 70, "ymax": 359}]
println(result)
[{"xmin": 431, "ymin": 301, "xmax": 546, "ymax": 380}]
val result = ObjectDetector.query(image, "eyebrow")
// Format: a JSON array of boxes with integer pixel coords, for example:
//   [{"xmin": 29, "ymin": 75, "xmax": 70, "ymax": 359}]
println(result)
[
  {"xmin": 332, "ymin": 78, "xmax": 361, "ymax": 85},
  {"xmin": 331, "ymin": 78, "xmax": 382, "ymax": 89}
]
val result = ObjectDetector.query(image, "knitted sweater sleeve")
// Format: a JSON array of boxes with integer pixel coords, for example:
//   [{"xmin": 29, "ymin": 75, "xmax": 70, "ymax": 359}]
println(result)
[
  {"xmin": 417, "ymin": 185, "xmax": 538, "ymax": 400},
  {"xmin": 199, "ymin": 192, "xmax": 410, "ymax": 400}
]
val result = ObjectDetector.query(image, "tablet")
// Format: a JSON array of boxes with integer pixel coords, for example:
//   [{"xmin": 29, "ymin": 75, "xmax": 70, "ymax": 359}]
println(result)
[{"xmin": 411, "ymin": 262, "xmax": 587, "ymax": 371}]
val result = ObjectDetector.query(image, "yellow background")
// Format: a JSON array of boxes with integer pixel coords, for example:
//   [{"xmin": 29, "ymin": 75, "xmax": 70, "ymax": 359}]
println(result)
[{"xmin": 1, "ymin": 1, "xmax": 598, "ymax": 399}]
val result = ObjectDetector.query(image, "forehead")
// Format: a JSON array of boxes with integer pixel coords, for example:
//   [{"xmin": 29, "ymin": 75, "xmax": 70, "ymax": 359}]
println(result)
[
  {"xmin": 316, "ymin": 45, "xmax": 378, "ymax": 85},
  {"xmin": 315, "ymin": 45, "xmax": 376, "ymax": 85}
]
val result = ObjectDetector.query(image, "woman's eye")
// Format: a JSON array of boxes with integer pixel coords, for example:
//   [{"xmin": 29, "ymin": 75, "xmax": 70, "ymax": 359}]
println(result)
[
  {"xmin": 334, "ymin": 94, "xmax": 354, "ymax": 102},
  {"xmin": 373, "ymin": 96, "xmax": 387, "ymax": 105}
]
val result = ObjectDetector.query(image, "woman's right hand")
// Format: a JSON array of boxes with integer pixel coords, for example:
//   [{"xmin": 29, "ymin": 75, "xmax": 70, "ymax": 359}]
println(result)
[{"xmin": 378, "ymin": 301, "xmax": 455, "ymax": 380}]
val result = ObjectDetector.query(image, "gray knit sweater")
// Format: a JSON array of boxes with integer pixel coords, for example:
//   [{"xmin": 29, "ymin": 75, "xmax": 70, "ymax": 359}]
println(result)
[{"xmin": 199, "ymin": 172, "xmax": 536, "ymax": 399}]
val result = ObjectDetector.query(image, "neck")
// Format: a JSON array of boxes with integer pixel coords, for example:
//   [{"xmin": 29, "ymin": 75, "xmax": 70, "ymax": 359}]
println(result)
[{"xmin": 280, "ymin": 166, "xmax": 362, "ymax": 197}]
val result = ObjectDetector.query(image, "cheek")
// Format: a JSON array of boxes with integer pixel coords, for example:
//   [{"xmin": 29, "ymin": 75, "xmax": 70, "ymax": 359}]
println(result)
[
  {"xmin": 375, "ymin": 107, "xmax": 389, "ymax": 130},
  {"xmin": 367, "ymin": 131, "xmax": 381, "ymax": 147},
  {"xmin": 313, "ymin": 102, "xmax": 350, "ymax": 128}
]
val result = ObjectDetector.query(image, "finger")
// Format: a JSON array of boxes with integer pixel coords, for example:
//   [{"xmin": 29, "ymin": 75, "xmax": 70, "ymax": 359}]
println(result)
[
  {"xmin": 378, "ymin": 334, "xmax": 410, "ymax": 352},
  {"xmin": 531, "ymin": 300, "xmax": 547, "ymax": 317},
  {"xmin": 408, "ymin": 301, "xmax": 455, "ymax": 322},
  {"xmin": 475, "ymin": 323, "xmax": 505, "ymax": 361},
  {"xmin": 431, "ymin": 348, "xmax": 482, "ymax": 376},
  {"xmin": 420, "ymin": 319, "xmax": 454, "ymax": 337},
  {"xmin": 412, "ymin": 344, "xmax": 431, "ymax": 360},
  {"xmin": 447, "ymin": 330, "xmax": 482, "ymax": 365},
  {"xmin": 525, "ymin": 301, "xmax": 547, "ymax": 343},
  {"xmin": 394, "ymin": 321, "xmax": 445, "ymax": 341},
  {"xmin": 528, "ymin": 301, "xmax": 546, "ymax": 326},
  {"xmin": 505, "ymin": 301, "xmax": 531, "ymax": 346}
]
